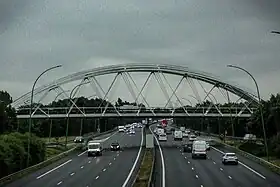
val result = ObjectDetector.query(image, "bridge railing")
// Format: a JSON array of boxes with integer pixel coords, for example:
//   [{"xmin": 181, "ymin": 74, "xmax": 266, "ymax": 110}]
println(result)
[{"xmin": 16, "ymin": 106, "xmax": 257, "ymax": 115}]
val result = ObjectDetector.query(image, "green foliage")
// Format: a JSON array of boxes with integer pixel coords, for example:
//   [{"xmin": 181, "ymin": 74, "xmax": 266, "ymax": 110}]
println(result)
[
  {"xmin": 238, "ymin": 142, "xmax": 266, "ymax": 157},
  {"xmin": 0, "ymin": 132, "xmax": 46, "ymax": 178}
]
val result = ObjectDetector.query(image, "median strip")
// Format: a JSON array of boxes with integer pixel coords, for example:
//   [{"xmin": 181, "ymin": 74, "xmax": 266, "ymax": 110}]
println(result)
[{"xmin": 132, "ymin": 148, "xmax": 154, "ymax": 187}]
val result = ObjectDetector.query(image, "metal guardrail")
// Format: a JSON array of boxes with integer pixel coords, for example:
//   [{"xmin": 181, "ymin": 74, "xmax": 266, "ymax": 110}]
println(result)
[
  {"xmin": 198, "ymin": 131, "xmax": 264, "ymax": 142},
  {"xmin": 0, "ymin": 128, "xmax": 118, "ymax": 186}
]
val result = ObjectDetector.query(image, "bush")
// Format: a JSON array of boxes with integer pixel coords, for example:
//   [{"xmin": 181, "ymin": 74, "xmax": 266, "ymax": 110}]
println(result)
[
  {"xmin": 239, "ymin": 142, "xmax": 266, "ymax": 157},
  {"xmin": 270, "ymin": 133, "xmax": 280, "ymax": 158},
  {"xmin": 0, "ymin": 132, "xmax": 46, "ymax": 178}
]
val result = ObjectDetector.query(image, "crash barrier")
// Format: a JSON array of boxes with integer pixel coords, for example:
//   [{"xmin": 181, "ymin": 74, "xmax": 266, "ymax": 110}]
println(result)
[
  {"xmin": 213, "ymin": 140, "xmax": 280, "ymax": 175},
  {"xmin": 132, "ymin": 148, "xmax": 154, "ymax": 187},
  {"xmin": 0, "ymin": 147, "xmax": 77, "ymax": 186},
  {"xmin": 198, "ymin": 131, "xmax": 263, "ymax": 143},
  {"xmin": 0, "ymin": 128, "xmax": 118, "ymax": 186}
]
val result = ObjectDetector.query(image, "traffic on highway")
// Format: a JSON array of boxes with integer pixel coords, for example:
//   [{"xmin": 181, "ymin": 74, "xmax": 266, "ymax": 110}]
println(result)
[
  {"xmin": 151, "ymin": 122, "xmax": 280, "ymax": 187},
  {"xmin": 4, "ymin": 123, "xmax": 144, "ymax": 187}
]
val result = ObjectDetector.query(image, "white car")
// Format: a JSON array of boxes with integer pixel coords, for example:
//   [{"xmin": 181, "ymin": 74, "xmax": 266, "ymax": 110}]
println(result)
[
  {"xmin": 183, "ymin": 132, "xmax": 188, "ymax": 138},
  {"xmin": 158, "ymin": 134, "xmax": 167, "ymax": 141},
  {"xmin": 189, "ymin": 135, "xmax": 197, "ymax": 141},
  {"xmin": 222, "ymin": 153, "xmax": 238, "ymax": 165}
]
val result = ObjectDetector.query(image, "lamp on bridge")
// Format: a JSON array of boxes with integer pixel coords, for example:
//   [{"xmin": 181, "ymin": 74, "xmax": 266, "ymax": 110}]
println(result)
[{"xmin": 227, "ymin": 64, "xmax": 269, "ymax": 161}]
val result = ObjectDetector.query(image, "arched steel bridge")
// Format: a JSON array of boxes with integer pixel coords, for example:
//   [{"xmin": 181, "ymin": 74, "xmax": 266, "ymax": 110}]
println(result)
[{"xmin": 13, "ymin": 63, "xmax": 258, "ymax": 119}]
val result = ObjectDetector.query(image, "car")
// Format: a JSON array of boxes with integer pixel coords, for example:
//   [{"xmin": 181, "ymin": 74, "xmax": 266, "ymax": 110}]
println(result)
[
  {"xmin": 158, "ymin": 133, "xmax": 167, "ymax": 141},
  {"xmin": 189, "ymin": 135, "xmax": 197, "ymax": 141},
  {"xmin": 74, "ymin": 136, "xmax": 84, "ymax": 143},
  {"xmin": 183, "ymin": 132, "xmax": 188, "ymax": 138},
  {"xmin": 222, "ymin": 153, "xmax": 238, "ymax": 165},
  {"xmin": 110, "ymin": 142, "xmax": 120, "ymax": 151},
  {"xmin": 183, "ymin": 143, "xmax": 193, "ymax": 152}
]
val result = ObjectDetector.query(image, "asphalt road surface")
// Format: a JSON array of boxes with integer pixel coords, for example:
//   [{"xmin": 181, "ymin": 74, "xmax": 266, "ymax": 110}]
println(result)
[
  {"xmin": 5, "ymin": 128, "xmax": 144, "ymax": 187},
  {"xmin": 151, "ymin": 125, "xmax": 280, "ymax": 187}
]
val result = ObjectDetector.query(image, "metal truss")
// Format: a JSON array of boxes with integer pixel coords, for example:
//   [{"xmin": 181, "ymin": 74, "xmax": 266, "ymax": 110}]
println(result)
[
  {"xmin": 12, "ymin": 64, "xmax": 259, "ymax": 118},
  {"xmin": 15, "ymin": 106, "xmax": 255, "ymax": 119}
]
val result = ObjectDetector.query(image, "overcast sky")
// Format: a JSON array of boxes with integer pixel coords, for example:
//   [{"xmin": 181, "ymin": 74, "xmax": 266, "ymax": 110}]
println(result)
[{"xmin": 0, "ymin": 0, "xmax": 280, "ymax": 107}]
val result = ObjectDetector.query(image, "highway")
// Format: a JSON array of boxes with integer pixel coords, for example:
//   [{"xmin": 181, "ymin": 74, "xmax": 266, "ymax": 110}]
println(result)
[
  {"xmin": 151, "ymin": 125, "xmax": 280, "ymax": 187},
  {"xmin": 5, "ymin": 128, "xmax": 144, "ymax": 187}
]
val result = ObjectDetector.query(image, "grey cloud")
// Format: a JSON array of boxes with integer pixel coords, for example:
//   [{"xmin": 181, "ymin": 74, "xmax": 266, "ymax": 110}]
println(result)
[{"xmin": 0, "ymin": 0, "xmax": 280, "ymax": 102}]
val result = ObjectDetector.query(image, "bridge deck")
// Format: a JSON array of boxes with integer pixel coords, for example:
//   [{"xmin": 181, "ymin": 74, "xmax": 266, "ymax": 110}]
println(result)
[{"xmin": 17, "ymin": 112, "xmax": 251, "ymax": 119}]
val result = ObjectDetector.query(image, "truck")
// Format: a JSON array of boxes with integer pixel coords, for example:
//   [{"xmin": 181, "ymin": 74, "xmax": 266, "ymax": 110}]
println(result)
[
  {"xmin": 192, "ymin": 140, "xmax": 207, "ymax": 159},
  {"xmin": 174, "ymin": 130, "xmax": 183, "ymax": 141},
  {"xmin": 118, "ymin": 125, "xmax": 125, "ymax": 132},
  {"xmin": 87, "ymin": 140, "xmax": 103, "ymax": 156}
]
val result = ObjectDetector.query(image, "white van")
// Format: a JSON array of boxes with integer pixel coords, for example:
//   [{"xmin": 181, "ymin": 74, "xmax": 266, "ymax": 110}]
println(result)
[
  {"xmin": 192, "ymin": 140, "xmax": 207, "ymax": 159},
  {"xmin": 88, "ymin": 141, "xmax": 103, "ymax": 156},
  {"xmin": 174, "ymin": 130, "xmax": 183, "ymax": 141},
  {"xmin": 158, "ymin": 133, "xmax": 167, "ymax": 141}
]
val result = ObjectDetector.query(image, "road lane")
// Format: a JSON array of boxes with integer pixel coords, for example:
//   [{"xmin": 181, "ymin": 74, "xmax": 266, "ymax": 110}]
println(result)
[
  {"xmin": 4, "ymin": 131, "xmax": 121, "ymax": 187},
  {"xmin": 153, "ymin": 124, "xmax": 280, "ymax": 187},
  {"xmin": 88, "ymin": 127, "xmax": 143, "ymax": 187},
  {"xmin": 210, "ymin": 144, "xmax": 280, "ymax": 186}
]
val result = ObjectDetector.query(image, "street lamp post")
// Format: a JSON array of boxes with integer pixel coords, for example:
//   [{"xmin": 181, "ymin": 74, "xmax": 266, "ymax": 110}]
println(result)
[
  {"xmin": 227, "ymin": 64, "xmax": 269, "ymax": 161},
  {"xmin": 27, "ymin": 65, "xmax": 62, "ymax": 167},
  {"xmin": 65, "ymin": 81, "xmax": 87, "ymax": 147}
]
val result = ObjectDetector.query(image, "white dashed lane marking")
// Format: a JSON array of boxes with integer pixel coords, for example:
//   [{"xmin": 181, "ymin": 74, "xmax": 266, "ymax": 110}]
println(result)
[
  {"xmin": 103, "ymin": 168, "xmax": 106, "ymax": 172},
  {"xmin": 57, "ymin": 181, "xmax": 62, "ymax": 185},
  {"xmin": 95, "ymin": 176, "xmax": 99, "ymax": 179},
  {"xmin": 70, "ymin": 172, "xmax": 75, "ymax": 176}
]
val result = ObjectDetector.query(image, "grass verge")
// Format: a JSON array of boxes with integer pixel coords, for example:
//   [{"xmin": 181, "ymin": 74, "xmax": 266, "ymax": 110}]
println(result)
[
  {"xmin": 41, "ymin": 136, "xmax": 76, "ymax": 143},
  {"xmin": 133, "ymin": 148, "xmax": 154, "ymax": 187}
]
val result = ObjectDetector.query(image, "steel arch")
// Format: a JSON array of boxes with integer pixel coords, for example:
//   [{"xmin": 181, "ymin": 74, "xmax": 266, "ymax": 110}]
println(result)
[{"xmin": 11, "ymin": 63, "xmax": 258, "ymax": 108}]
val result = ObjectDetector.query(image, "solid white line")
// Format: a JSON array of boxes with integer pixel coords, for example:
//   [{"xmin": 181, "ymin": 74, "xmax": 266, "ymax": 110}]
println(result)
[
  {"xmin": 211, "ymin": 146, "xmax": 266, "ymax": 179},
  {"xmin": 36, "ymin": 159, "xmax": 72, "ymax": 179},
  {"xmin": 78, "ymin": 150, "xmax": 87, "ymax": 157},
  {"xmin": 122, "ymin": 127, "xmax": 144, "ymax": 187},
  {"xmin": 150, "ymin": 126, "xmax": 166, "ymax": 187}
]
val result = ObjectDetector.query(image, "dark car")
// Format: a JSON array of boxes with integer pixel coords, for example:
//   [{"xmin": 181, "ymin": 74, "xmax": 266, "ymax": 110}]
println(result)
[
  {"xmin": 183, "ymin": 143, "xmax": 193, "ymax": 153},
  {"xmin": 74, "ymin": 136, "xmax": 84, "ymax": 143},
  {"xmin": 110, "ymin": 142, "xmax": 120, "ymax": 151}
]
